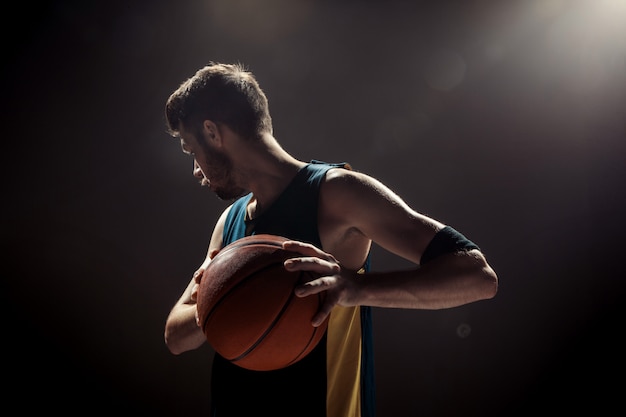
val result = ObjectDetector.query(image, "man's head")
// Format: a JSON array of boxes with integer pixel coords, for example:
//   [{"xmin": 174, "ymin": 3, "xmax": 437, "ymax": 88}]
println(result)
[
  {"xmin": 165, "ymin": 62, "xmax": 273, "ymax": 141},
  {"xmin": 165, "ymin": 62, "xmax": 270, "ymax": 201}
]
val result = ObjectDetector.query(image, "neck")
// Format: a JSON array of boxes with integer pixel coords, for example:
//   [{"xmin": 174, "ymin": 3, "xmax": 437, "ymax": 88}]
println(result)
[{"xmin": 234, "ymin": 134, "xmax": 306, "ymax": 216}]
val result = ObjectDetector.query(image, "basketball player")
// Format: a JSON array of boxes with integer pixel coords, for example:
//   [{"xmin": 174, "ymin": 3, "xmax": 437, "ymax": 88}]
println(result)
[{"xmin": 163, "ymin": 62, "xmax": 498, "ymax": 417}]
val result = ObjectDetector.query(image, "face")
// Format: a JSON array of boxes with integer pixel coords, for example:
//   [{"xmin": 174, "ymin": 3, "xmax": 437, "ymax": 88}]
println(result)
[{"xmin": 178, "ymin": 127, "xmax": 247, "ymax": 201}]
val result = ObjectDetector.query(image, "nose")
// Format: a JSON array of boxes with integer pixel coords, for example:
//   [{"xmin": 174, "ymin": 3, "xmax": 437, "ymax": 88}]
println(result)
[{"xmin": 193, "ymin": 160, "xmax": 204, "ymax": 179}]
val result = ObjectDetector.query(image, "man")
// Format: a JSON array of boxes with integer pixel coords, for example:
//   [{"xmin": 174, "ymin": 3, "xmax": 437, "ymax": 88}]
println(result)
[{"xmin": 163, "ymin": 62, "xmax": 498, "ymax": 417}]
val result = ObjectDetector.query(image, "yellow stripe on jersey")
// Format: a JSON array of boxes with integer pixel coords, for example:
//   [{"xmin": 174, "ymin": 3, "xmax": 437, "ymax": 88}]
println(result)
[
  {"xmin": 327, "ymin": 305, "xmax": 362, "ymax": 417},
  {"xmin": 326, "ymin": 267, "xmax": 365, "ymax": 417}
]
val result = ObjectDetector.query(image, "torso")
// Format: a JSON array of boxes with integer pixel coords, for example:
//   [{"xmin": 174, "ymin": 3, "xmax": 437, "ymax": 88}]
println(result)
[{"xmin": 217, "ymin": 163, "xmax": 372, "ymax": 270}]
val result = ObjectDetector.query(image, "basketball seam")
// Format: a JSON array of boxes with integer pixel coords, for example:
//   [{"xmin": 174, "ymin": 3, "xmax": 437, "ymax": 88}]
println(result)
[
  {"xmin": 201, "ymin": 261, "xmax": 297, "ymax": 356},
  {"xmin": 228, "ymin": 277, "xmax": 298, "ymax": 364},
  {"xmin": 284, "ymin": 291, "xmax": 325, "ymax": 367},
  {"xmin": 201, "ymin": 257, "xmax": 288, "ymax": 327},
  {"xmin": 200, "ymin": 244, "xmax": 295, "ymax": 332}
]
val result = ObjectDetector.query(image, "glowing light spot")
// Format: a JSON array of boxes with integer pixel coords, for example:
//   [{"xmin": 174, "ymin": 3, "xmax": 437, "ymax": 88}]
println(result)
[
  {"xmin": 531, "ymin": 0, "xmax": 567, "ymax": 19},
  {"xmin": 456, "ymin": 322, "xmax": 472, "ymax": 338}
]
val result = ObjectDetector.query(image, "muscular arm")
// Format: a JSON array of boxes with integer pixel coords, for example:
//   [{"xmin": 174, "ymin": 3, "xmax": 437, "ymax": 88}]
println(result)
[
  {"xmin": 163, "ymin": 272, "xmax": 207, "ymax": 355},
  {"xmin": 164, "ymin": 207, "xmax": 229, "ymax": 355},
  {"xmin": 286, "ymin": 168, "xmax": 498, "ymax": 325}
]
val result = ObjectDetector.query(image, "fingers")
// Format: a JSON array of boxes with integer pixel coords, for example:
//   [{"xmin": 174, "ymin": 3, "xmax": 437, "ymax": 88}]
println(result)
[
  {"xmin": 282, "ymin": 240, "xmax": 343, "ymax": 327},
  {"xmin": 190, "ymin": 268, "xmax": 205, "ymax": 302},
  {"xmin": 191, "ymin": 282, "xmax": 199, "ymax": 298},
  {"xmin": 283, "ymin": 241, "xmax": 340, "ymax": 274},
  {"xmin": 283, "ymin": 240, "xmax": 332, "ymax": 260},
  {"xmin": 311, "ymin": 302, "xmax": 333, "ymax": 327},
  {"xmin": 284, "ymin": 256, "xmax": 340, "ymax": 275},
  {"xmin": 294, "ymin": 275, "xmax": 327, "ymax": 295},
  {"xmin": 282, "ymin": 239, "xmax": 318, "ymax": 253},
  {"xmin": 308, "ymin": 283, "xmax": 339, "ymax": 327},
  {"xmin": 193, "ymin": 268, "xmax": 205, "ymax": 284},
  {"xmin": 295, "ymin": 276, "xmax": 338, "ymax": 327}
]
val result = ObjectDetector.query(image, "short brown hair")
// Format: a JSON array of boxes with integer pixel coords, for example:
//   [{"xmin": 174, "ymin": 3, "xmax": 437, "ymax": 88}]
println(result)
[{"xmin": 165, "ymin": 62, "xmax": 273, "ymax": 139}]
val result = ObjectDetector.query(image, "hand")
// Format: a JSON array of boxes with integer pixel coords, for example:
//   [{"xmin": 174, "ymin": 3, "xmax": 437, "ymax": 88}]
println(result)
[
  {"xmin": 282, "ymin": 240, "xmax": 359, "ymax": 327},
  {"xmin": 191, "ymin": 268, "xmax": 206, "ymax": 326},
  {"xmin": 192, "ymin": 249, "xmax": 219, "ymax": 326},
  {"xmin": 190, "ymin": 268, "xmax": 205, "ymax": 302}
]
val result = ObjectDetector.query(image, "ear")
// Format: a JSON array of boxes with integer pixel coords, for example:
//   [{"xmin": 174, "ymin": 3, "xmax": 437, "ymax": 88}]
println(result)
[{"xmin": 202, "ymin": 120, "xmax": 223, "ymax": 147}]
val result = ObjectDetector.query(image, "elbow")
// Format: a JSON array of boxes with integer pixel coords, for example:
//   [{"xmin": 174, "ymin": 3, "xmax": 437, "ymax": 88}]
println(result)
[
  {"xmin": 164, "ymin": 319, "xmax": 205, "ymax": 355},
  {"xmin": 164, "ymin": 327, "xmax": 185, "ymax": 356},
  {"xmin": 482, "ymin": 265, "xmax": 498, "ymax": 300},
  {"xmin": 469, "ymin": 250, "xmax": 498, "ymax": 300}
]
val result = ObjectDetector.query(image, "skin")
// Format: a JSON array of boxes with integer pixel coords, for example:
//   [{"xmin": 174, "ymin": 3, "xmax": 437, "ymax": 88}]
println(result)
[{"xmin": 164, "ymin": 119, "xmax": 498, "ymax": 355}]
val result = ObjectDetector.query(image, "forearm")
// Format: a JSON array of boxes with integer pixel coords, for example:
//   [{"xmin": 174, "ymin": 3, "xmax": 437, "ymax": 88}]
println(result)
[
  {"xmin": 356, "ymin": 250, "xmax": 497, "ymax": 309},
  {"xmin": 164, "ymin": 303, "xmax": 206, "ymax": 355}
]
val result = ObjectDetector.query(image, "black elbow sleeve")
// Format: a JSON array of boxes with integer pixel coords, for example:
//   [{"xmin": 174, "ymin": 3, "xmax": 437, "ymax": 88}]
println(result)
[{"xmin": 420, "ymin": 226, "xmax": 479, "ymax": 264}]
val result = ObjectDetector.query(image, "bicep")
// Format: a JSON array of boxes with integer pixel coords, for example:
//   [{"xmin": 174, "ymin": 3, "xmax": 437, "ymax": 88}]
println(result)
[{"xmin": 324, "ymin": 170, "xmax": 444, "ymax": 264}]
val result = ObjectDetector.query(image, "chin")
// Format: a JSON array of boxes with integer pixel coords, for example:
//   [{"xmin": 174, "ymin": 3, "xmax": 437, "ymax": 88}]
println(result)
[{"xmin": 215, "ymin": 187, "xmax": 247, "ymax": 202}]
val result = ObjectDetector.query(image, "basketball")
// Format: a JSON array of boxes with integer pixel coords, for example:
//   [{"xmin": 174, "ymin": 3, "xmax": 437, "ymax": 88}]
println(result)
[{"xmin": 196, "ymin": 234, "xmax": 328, "ymax": 371}]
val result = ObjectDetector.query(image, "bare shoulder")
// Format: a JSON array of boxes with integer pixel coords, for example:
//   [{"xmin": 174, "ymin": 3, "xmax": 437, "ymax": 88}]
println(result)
[
  {"xmin": 319, "ymin": 167, "xmax": 376, "ymax": 223},
  {"xmin": 201, "ymin": 205, "xmax": 232, "ymax": 268},
  {"xmin": 322, "ymin": 166, "xmax": 414, "ymax": 212},
  {"xmin": 323, "ymin": 166, "xmax": 381, "ymax": 198},
  {"xmin": 320, "ymin": 166, "xmax": 443, "ymax": 264},
  {"xmin": 211, "ymin": 205, "xmax": 233, "ymax": 248}
]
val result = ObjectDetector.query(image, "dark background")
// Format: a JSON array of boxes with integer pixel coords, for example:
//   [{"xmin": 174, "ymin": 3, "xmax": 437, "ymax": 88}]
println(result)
[{"xmin": 4, "ymin": 1, "xmax": 625, "ymax": 415}]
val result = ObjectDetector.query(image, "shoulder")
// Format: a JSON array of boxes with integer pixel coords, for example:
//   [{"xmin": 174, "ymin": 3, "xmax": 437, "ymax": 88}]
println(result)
[
  {"xmin": 209, "ymin": 205, "xmax": 234, "ymax": 252},
  {"xmin": 319, "ymin": 167, "xmax": 398, "ymax": 227},
  {"xmin": 324, "ymin": 165, "xmax": 366, "ymax": 187},
  {"xmin": 320, "ymin": 165, "xmax": 441, "ymax": 231},
  {"xmin": 216, "ymin": 204, "xmax": 234, "ymax": 228},
  {"xmin": 322, "ymin": 166, "xmax": 392, "ymax": 203}
]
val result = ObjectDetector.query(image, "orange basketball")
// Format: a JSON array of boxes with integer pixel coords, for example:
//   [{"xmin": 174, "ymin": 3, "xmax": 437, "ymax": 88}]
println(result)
[{"xmin": 196, "ymin": 234, "xmax": 328, "ymax": 371}]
